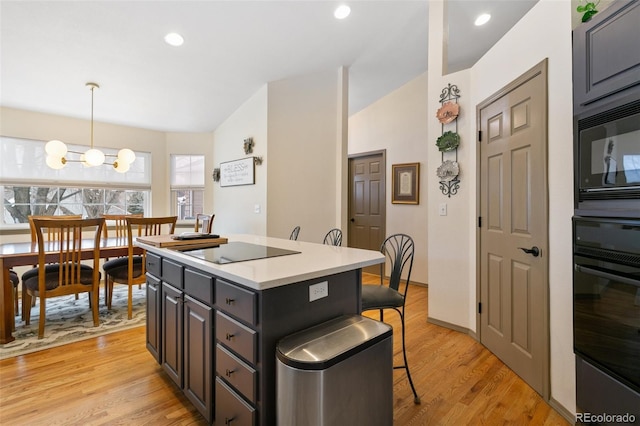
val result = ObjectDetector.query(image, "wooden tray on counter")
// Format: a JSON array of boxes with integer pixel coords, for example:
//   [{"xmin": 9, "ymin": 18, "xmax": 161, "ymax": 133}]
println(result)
[{"xmin": 136, "ymin": 234, "xmax": 228, "ymax": 249}]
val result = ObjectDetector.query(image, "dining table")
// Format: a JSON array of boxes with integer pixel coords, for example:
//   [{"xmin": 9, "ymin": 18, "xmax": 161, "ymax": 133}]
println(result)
[{"xmin": 0, "ymin": 236, "xmax": 134, "ymax": 344}]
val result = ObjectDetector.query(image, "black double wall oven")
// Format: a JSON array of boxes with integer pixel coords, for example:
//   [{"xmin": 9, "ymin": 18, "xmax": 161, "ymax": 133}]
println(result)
[
  {"xmin": 572, "ymin": 0, "xmax": 640, "ymax": 422},
  {"xmin": 573, "ymin": 99, "xmax": 640, "ymax": 421},
  {"xmin": 573, "ymin": 217, "xmax": 640, "ymax": 419}
]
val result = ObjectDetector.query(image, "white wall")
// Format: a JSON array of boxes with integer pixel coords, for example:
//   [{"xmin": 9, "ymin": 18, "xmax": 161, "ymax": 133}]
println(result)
[
  {"xmin": 212, "ymin": 85, "xmax": 268, "ymax": 236},
  {"xmin": 349, "ymin": 71, "xmax": 429, "ymax": 284},
  {"xmin": 266, "ymin": 68, "xmax": 346, "ymax": 243}
]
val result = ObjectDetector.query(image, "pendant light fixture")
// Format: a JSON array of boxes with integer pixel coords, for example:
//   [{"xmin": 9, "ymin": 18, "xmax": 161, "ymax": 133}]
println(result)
[{"xmin": 45, "ymin": 82, "xmax": 136, "ymax": 173}]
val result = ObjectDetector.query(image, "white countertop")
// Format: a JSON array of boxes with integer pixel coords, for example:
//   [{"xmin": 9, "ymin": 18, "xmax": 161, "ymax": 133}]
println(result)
[{"xmin": 136, "ymin": 234, "xmax": 384, "ymax": 291}]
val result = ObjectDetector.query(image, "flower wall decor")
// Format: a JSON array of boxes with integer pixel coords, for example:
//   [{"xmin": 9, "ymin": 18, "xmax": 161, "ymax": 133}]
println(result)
[
  {"xmin": 436, "ymin": 83, "xmax": 461, "ymax": 197},
  {"xmin": 436, "ymin": 102, "xmax": 460, "ymax": 124},
  {"xmin": 436, "ymin": 131, "xmax": 460, "ymax": 152}
]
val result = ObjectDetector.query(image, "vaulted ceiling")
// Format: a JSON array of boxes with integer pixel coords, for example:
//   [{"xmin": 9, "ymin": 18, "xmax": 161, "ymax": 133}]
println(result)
[{"xmin": 0, "ymin": 1, "xmax": 537, "ymax": 133}]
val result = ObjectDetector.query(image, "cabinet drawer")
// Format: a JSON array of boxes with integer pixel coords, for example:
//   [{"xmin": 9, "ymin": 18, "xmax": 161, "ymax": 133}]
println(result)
[
  {"xmin": 184, "ymin": 268, "xmax": 214, "ymax": 305},
  {"xmin": 216, "ymin": 279, "xmax": 257, "ymax": 325},
  {"xmin": 146, "ymin": 252, "xmax": 161, "ymax": 277},
  {"xmin": 216, "ymin": 377, "xmax": 255, "ymax": 426},
  {"xmin": 216, "ymin": 312, "xmax": 257, "ymax": 364},
  {"xmin": 216, "ymin": 344, "xmax": 257, "ymax": 403},
  {"xmin": 162, "ymin": 258, "xmax": 184, "ymax": 289}
]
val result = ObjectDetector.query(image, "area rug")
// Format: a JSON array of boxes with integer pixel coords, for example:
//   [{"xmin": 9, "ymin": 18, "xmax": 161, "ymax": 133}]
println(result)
[{"xmin": 0, "ymin": 285, "xmax": 146, "ymax": 360}]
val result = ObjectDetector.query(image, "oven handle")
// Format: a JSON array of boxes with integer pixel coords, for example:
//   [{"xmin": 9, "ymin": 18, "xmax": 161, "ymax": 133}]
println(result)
[{"xmin": 575, "ymin": 265, "xmax": 640, "ymax": 288}]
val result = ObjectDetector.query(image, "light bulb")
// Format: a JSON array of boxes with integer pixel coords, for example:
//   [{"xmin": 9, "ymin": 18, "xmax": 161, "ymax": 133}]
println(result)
[
  {"xmin": 475, "ymin": 13, "xmax": 491, "ymax": 26},
  {"xmin": 334, "ymin": 5, "xmax": 351, "ymax": 19},
  {"xmin": 46, "ymin": 154, "xmax": 66, "ymax": 170},
  {"xmin": 164, "ymin": 32, "xmax": 184, "ymax": 47},
  {"xmin": 84, "ymin": 148, "xmax": 105, "ymax": 166},
  {"xmin": 113, "ymin": 160, "xmax": 131, "ymax": 173},
  {"xmin": 117, "ymin": 148, "xmax": 136, "ymax": 164},
  {"xmin": 45, "ymin": 140, "xmax": 68, "ymax": 157}
]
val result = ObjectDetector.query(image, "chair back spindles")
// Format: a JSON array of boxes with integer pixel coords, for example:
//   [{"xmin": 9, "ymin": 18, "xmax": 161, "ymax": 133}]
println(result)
[
  {"xmin": 289, "ymin": 226, "xmax": 301, "ymax": 241},
  {"xmin": 28, "ymin": 214, "xmax": 83, "ymax": 242},
  {"xmin": 382, "ymin": 234, "xmax": 414, "ymax": 292},
  {"xmin": 195, "ymin": 213, "xmax": 214, "ymax": 234},
  {"xmin": 323, "ymin": 228, "xmax": 343, "ymax": 246},
  {"xmin": 101, "ymin": 214, "xmax": 143, "ymax": 239}
]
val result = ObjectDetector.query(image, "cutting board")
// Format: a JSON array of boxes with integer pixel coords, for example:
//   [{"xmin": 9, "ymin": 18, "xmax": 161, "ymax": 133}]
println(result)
[{"xmin": 136, "ymin": 234, "xmax": 228, "ymax": 248}]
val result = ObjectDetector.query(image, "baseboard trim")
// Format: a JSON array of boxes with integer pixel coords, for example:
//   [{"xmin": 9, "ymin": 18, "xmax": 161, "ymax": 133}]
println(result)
[
  {"xmin": 549, "ymin": 396, "xmax": 575, "ymax": 425},
  {"xmin": 427, "ymin": 316, "xmax": 471, "ymax": 336}
]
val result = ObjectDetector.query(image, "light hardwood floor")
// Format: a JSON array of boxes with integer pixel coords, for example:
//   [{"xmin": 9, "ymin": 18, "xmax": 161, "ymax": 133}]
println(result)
[{"xmin": 0, "ymin": 274, "xmax": 570, "ymax": 425}]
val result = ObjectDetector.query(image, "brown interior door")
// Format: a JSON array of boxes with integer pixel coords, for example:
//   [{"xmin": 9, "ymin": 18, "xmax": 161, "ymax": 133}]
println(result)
[
  {"xmin": 479, "ymin": 61, "xmax": 549, "ymax": 397},
  {"xmin": 348, "ymin": 152, "xmax": 386, "ymax": 274}
]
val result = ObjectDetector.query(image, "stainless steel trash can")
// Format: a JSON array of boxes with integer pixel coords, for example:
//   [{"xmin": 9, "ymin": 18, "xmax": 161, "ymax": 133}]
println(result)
[{"xmin": 276, "ymin": 314, "xmax": 393, "ymax": 426}]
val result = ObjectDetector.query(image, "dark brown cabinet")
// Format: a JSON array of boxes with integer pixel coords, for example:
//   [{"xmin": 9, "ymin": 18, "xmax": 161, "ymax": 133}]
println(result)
[
  {"xmin": 145, "ymin": 273, "xmax": 161, "ymax": 362},
  {"xmin": 183, "ymin": 295, "xmax": 213, "ymax": 419},
  {"xmin": 573, "ymin": 0, "xmax": 640, "ymax": 114},
  {"xmin": 159, "ymin": 283, "xmax": 215, "ymax": 422},
  {"xmin": 161, "ymin": 282, "xmax": 183, "ymax": 386}
]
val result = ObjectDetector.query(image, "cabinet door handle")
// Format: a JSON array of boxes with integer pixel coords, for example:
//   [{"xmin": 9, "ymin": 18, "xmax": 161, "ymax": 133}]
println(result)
[
  {"xmin": 225, "ymin": 333, "xmax": 234, "ymax": 341},
  {"xmin": 225, "ymin": 368, "xmax": 235, "ymax": 377},
  {"xmin": 225, "ymin": 418, "xmax": 235, "ymax": 425},
  {"xmin": 225, "ymin": 298, "xmax": 235, "ymax": 305}
]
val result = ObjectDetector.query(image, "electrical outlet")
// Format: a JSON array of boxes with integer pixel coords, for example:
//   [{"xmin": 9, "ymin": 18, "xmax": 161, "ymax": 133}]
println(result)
[{"xmin": 309, "ymin": 281, "xmax": 328, "ymax": 302}]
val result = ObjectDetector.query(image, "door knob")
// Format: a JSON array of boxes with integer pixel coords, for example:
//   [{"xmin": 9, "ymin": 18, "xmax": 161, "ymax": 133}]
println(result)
[
  {"xmin": 518, "ymin": 246, "xmax": 540, "ymax": 257},
  {"xmin": 350, "ymin": 218, "xmax": 355, "ymax": 222}
]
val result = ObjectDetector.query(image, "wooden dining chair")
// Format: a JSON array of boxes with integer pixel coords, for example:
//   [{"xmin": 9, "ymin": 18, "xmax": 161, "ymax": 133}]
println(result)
[
  {"xmin": 323, "ymin": 228, "xmax": 343, "ymax": 246},
  {"xmin": 195, "ymin": 213, "xmax": 214, "ymax": 234},
  {"xmin": 103, "ymin": 216, "xmax": 177, "ymax": 319},
  {"xmin": 21, "ymin": 217, "xmax": 105, "ymax": 339},
  {"xmin": 101, "ymin": 213, "xmax": 144, "ymax": 295},
  {"xmin": 23, "ymin": 214, "xmax": 83, "ymax": 318},
  {"xmin": 101, "ymin": 213, "xmax": 143, "ymax": 239}
]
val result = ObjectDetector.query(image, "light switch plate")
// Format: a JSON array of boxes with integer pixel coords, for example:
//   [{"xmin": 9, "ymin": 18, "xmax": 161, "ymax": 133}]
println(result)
[{"xmin": 439, "ymin": 203, "xmax": 447, "ymax": 216}]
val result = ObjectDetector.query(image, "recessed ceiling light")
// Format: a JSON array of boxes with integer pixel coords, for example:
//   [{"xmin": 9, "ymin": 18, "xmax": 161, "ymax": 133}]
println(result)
[
  {"xmin": 164, "ymin": 32, "xmax": 184, "ymax": 47},
  {"xmin": 334, "ymin": 5, "xmax": 351, "ymax": 20},
  {"xmin": 474, "ymin": 13, "xmax": 491, "ymax": 26}
]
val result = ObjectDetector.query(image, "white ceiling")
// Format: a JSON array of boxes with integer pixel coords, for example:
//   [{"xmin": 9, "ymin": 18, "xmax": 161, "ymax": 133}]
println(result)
[{"xmin": 0, "ymin": 1, "xmax": 537, "ymax": 133}]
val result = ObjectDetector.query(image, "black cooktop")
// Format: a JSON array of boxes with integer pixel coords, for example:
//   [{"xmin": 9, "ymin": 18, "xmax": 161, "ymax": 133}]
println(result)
[{"xmin": 180, "ymin": 242, "xmax": 300, "ymax": 265}]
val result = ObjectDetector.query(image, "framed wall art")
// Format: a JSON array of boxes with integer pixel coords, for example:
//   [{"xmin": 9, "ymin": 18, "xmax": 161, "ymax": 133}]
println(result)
[
  {"xmin": 392, "ymin": 162, "xmax": 420, "ymax": 204},
  {"xmin": 219, "ymin": 157, "xmax": 255, "ymax": 187}
]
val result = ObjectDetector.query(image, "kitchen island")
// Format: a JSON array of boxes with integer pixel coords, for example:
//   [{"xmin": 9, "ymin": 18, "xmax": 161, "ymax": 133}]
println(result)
[{"xmin": 137, "ymin": 234, "xmax": 384, "ymax": 425}]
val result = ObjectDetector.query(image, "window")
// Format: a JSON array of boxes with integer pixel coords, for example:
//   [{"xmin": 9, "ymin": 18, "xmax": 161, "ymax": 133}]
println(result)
[
  {"xmin": 0, "ymin": 137, "xmax": 151, "ymax": 226},
  {"xmin": 170, "ymin": 154, "xmax": 205, "ymax": 221}
]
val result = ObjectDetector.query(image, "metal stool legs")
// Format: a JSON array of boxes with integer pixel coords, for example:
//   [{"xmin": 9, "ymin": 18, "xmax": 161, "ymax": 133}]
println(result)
[{"xmin": 380, "ymin": 307, "xmax": 420, "ymax": 404}]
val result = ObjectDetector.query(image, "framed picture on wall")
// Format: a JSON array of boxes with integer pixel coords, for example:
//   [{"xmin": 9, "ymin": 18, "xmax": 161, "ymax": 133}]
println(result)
[
  {"xmin": 219, "ymin": 157, "xmax": 255, "ymax": 187},
  {"xmin": 392, "ymin": 162, "xmax": 420, "ymax": 204}
]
